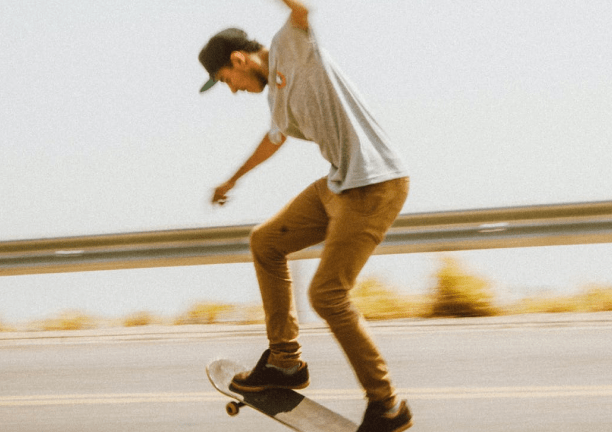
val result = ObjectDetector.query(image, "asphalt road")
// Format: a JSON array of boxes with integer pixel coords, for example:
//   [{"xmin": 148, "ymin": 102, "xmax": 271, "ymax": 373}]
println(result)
[{"xmin": 1, "ymin": 314, "xmax": 611, "ymax": 432}]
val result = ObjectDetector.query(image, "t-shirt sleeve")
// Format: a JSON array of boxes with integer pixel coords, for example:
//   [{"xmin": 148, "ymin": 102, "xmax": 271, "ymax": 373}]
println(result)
[{"xmin": 268, "ymin": 120, "xmax": 285, "ymax": 145}]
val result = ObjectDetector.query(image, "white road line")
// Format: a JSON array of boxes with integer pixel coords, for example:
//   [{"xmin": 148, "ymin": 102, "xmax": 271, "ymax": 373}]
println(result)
[{"xmin": 1, "ymin": 386, "xmax": 611, "ymax": 407}]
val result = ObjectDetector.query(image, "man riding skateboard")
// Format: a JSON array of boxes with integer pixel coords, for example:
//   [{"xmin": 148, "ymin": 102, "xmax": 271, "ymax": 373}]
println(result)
[{"xmin": 199, "ymin": 1, "xmax": 412, "ymax": 431}]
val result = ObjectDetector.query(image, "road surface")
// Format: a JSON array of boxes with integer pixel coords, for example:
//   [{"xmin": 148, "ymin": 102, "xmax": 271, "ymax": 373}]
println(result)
[{"xmin": 1, "ymin": 314, "xmax": 611, "ymax": 432}]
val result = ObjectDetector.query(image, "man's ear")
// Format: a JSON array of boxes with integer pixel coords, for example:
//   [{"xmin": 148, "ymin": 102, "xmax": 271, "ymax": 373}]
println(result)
[{"xmin": 229, "ymin": 51, "xmax": 248, "ymax": 69}]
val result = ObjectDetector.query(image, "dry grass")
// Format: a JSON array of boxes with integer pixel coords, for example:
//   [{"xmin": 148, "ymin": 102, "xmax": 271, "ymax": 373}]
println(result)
[
  {"xmin": 508, "ymin": 285, "xmax": 612, "ymax": 314},
  {"xmin": 31, "ymin": 310, "xmax": 98, "ymax": 331},
  {"xmin": 352, "ymin": 278, "xmax": 429, "ymax": 320},
  {"xmin": 352, "ymin": 257, "xmax": 501, "ymax": 320},
  {"xmin": 579, "ymin": 285, "xmax": 612, "ymax": 312},
  {"xmin": 429, "ymin": 256, "xmax": 499, "ymax": 317},
  {"xmin": 0, "ymin": 318, "xmax": 13, "ymax": 332},
  {"xmin": 123, "ymin": 311, "xmax": 158, "ymax": 327},
  {"xmin": 4, "ymin": 260, "xmax": 612, "ymax": 332},
  {"xmin": 174, "ymin": 302, "xmax": 236, "ymax": 325},
  {"xmin": 240, "ymin": 303, "xmax": 266, "ymax": 324}
]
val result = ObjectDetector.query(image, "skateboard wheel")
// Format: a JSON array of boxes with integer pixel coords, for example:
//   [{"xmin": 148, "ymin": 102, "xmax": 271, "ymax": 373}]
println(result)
[{"xmin": 226, "ymin": 401, "xmax": 241, "ymax": 416}]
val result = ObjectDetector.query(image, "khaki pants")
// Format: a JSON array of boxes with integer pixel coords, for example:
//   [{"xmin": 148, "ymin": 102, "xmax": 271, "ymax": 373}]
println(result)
[{"xmin": 250, "ymin": 176, "xmax": 409, "ymax": 404}]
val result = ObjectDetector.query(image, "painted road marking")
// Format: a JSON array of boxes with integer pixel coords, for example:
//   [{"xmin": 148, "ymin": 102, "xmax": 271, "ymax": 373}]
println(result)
[{"xmin": 1, "ymin": 386, "xmax": 611, "ymax": 407}]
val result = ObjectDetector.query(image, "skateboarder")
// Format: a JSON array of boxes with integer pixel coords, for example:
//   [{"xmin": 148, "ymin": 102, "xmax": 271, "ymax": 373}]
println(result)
[{"xmin": 199, "ymin": 1, "xmax": 412, "ymax": 431}]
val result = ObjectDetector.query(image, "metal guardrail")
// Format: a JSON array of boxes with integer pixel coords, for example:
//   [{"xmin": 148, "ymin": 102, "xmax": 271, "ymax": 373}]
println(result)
[{"xmin": 2, "ymin": 201, "xmax": 612, "ymax": 277}]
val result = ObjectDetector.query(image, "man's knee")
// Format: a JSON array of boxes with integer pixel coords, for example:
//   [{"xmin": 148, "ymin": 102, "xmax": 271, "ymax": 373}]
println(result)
[
  {"xmin": 250, "ymin": 224, "xmax": 263, "ymax": 249},
  {"xmin": 309, "ymin": 288, "xmax": 330, "ymax": 319},
  {"xmin": 250, "ymin": 222, "xmax": 287, "ymax": 262},
  {"xmin": 309, "ymin": 285, "xmax": 352, "ymax": 321},
  {"xmin": 250, "ymin": 223, "xmax": 273, "ymax": 254}
]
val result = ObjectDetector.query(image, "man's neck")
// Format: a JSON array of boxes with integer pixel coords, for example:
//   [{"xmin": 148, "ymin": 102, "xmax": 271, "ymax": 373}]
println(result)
[{"xmin": 258, "ymin": 48, "xmax": 270, "ymax": 78}]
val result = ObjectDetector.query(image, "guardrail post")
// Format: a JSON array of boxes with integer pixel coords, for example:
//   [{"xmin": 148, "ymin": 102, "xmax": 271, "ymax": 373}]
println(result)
[{"xmin": 290, "ymin": 259, "xmax": 317, "ymax": 324}]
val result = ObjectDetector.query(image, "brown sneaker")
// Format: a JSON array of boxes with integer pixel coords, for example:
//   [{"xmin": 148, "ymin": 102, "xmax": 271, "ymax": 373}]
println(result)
[
  {"xmin": 229, "ymin": 349, "xmax": 310, "ymax": 393},
  {"xmin": 357, "ymin": 399, "xmax": 413, "ymax": 432}
]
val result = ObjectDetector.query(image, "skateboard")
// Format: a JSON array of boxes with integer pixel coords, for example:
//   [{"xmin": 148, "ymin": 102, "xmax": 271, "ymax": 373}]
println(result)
[{"xmin": 206, "ymin": 358, "xmax": 358, "ymax": 432}]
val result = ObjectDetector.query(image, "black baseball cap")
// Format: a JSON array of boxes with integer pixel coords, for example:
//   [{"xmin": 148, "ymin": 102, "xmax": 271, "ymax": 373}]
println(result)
[{"xmin": 198, "ymin": 28, "xmax": 251, "ymax": 93}]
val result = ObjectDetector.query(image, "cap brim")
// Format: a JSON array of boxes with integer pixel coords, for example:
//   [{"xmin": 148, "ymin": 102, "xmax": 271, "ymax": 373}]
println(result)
[{"xmin": 200, "ymin": 78, "xmax": 217, "ymax": 93}]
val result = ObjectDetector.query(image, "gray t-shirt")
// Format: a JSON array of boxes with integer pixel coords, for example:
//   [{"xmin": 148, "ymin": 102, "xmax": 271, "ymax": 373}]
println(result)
[{"xmin": 267, "ymin": 19, "xmax": 408, "ymax": 194}]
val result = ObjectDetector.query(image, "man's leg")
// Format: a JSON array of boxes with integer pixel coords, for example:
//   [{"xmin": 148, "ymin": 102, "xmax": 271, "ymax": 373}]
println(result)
[
  {"xmin": 309, "ymin": 177, "xmax": 409, "ymax": 405},
  {"xmin": 249, "ymin": 178, "xmax": 329, "ymax": 368}
]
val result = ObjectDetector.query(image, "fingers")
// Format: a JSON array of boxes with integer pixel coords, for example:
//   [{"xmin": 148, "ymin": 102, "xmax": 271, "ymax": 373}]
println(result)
[
  {"xmin": 212, "ymin": 186, "xmax": 230, "ymax": 206},
  {"xmin": 211, "ymin": 180, "xmax": 235, "ymax": 206},
  {"xmin": 212, "ymin": 192, "xmax": 227, "ymax": 206}
]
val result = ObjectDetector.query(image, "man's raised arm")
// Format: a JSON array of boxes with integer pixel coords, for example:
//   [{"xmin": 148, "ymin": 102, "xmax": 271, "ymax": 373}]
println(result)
[
  {"xmin": 279, "ymin": 0, "xmax": 309, "ymax": 31},
  {"xmin": 211, "ymin": 133, "xmax": 287, "ymax": 205}
]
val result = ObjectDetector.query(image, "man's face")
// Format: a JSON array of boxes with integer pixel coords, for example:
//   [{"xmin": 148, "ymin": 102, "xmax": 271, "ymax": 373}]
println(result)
[{"xmin": 215, "ymin": 53, "xmax": 268, "ymax": 94}]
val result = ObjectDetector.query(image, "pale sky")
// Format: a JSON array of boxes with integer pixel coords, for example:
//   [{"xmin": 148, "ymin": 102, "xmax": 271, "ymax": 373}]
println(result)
[{"xmin": 1, "ymin": 1, "xmax": 611, "ymax": 323}]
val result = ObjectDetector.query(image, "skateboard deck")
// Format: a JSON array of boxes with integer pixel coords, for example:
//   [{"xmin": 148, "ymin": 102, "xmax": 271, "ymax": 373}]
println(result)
[{"xmin": 206, "ymin": 358, "xmax": 358, "ymax": 432}]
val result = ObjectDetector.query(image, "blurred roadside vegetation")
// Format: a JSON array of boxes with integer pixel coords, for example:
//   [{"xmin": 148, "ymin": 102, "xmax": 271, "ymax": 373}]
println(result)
[
  {"xmin": 508, "ymin": 284, "xmax": 612, "ymax": 314},
  {"xmin": 356, "ymin": 256, "xmax": 612, "ymax": 319},
  {"xmin": 4, "ymin": 256, "xmax": 612, "ymax": 331},
  {"xmin": 174, "ymin": 302, "xmax": 235, "ymax": 325},
  {"xmin": 351, "ymin": 278, "xmax": 430, "ymax": 320},
  {"xmin": 430, "ymin": 256, "xmax": 498, "ymax": 317},
  {"xmin": 0, "ymin": 318, "xmax": 12, "ymax": 332},
  {"xmin": 352, "ymin": 256, "xmax": 498, "ymax": 319},
  {"xmin": 123, "ymin": 311, "xmax": 158, "ymax": 327},
  {"xmin": 28, "ymin": 310, "xmax": 98, "ymax": 331}
]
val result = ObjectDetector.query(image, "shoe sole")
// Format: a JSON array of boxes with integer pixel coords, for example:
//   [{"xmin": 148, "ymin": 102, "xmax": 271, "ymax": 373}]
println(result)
[
  {"xmin": 229, "ymin": 379, "xmax": 310, "ymax": 393},
  {"xmin": 392, "ymin": 418, "xmax": 413, "ymax": 432}
]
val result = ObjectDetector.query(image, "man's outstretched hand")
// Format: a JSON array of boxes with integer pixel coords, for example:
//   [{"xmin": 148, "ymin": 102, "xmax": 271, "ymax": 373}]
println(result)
[
  {"xmin": 212, "ymin": 180, "xmax": 235, "ymax": 206},
  {"xmin": 210, "ymin": 132, "xmax": 285, "ymax": 207}
]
